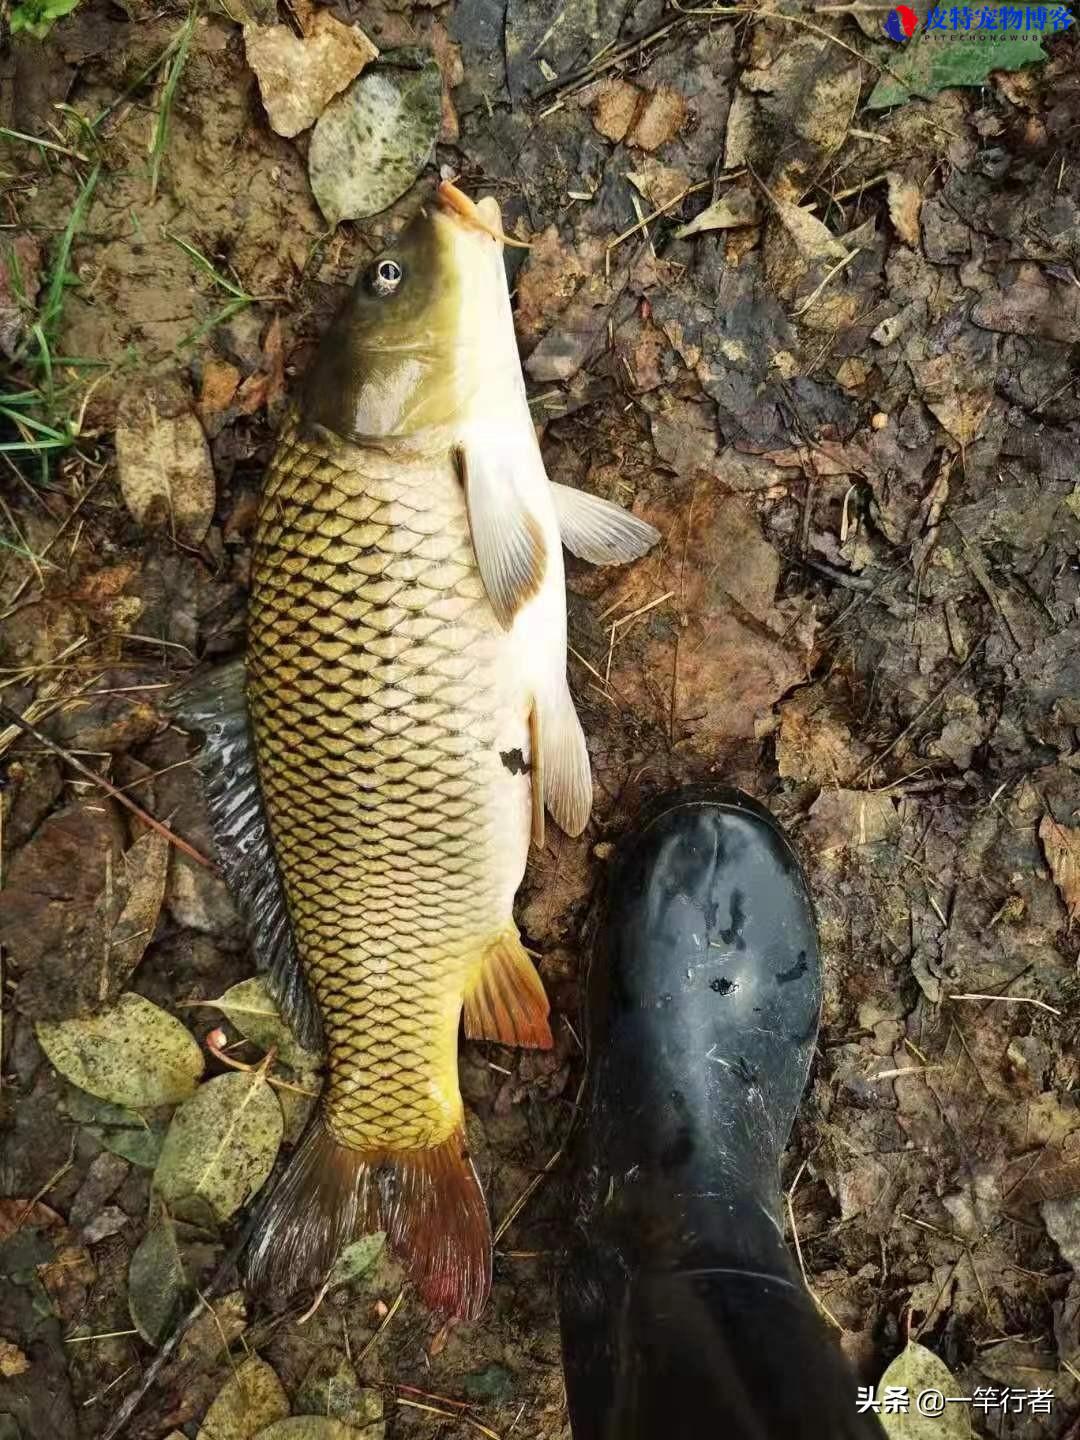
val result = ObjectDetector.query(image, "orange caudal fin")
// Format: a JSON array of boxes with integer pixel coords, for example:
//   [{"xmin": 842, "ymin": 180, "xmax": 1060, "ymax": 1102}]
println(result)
[
  {"xmin": 244, "ymin": 1121, "xmax": 492, "ymax": 1321},
  {"xmin": 463, "ymin": 927, "xmax": 553, "ymax": 1050}
]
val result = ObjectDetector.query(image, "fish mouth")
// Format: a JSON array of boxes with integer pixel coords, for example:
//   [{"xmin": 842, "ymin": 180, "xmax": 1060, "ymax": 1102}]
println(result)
[{"xmin": 435, "ymin": 180, "xmax": 529, "ymax": 250}]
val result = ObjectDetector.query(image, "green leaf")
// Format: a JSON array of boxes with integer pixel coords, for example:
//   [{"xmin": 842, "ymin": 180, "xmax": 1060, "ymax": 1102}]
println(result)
[
  {"xmin": 878, "ymin": 1342, "xmax": 972, "ymax": 1439},
  {"xmin": 308, "ymin": 48, "xmax": 442, "ymax": 225},
  {"xmin": 9, "ymin": 0, "xmax": 82, "ymax": 39},
  {"xmin": 196, "ymin": 1355, "xmax": 289, "ymax": 1440},
  {"xmin": 61, "ymin": 1089, "xmax": 167, "ymax": 1169},
  {"xmin": 153, "ymin": 1070, "xmax": 283, "ymax": 1224},
  {"xmin": 868, "ymin": 10, "xmax": 1048, "ymax": 109},
  {"xmin": 295, "ymin": 1349, "xmax": 384, "ymax": 1433},
  {"xmin": 127, "ymin": 1213, "xmax": 218, "ymax": 1346},
  {"xmin": 327, "ymin": 1233, "xmax": 386, "ymax": 1289},
  {"xmin": 37, "ymin": 994, "xmax": 204, "ymax": 1108},
  {"xmin": 207, "ymin": 977, "xmax": 324, "ymax": 1071}
]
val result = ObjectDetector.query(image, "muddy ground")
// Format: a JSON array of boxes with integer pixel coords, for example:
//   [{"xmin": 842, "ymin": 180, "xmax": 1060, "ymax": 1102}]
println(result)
[{"xmin": 2, "ymin": 0, "xmax": 1080, "ymax": 1436}]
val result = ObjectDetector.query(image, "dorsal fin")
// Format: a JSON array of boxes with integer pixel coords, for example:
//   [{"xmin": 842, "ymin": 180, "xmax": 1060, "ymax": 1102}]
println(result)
[{"xmin": 166, "ymin": 660, "xmax": 322, "ymax": 1052}]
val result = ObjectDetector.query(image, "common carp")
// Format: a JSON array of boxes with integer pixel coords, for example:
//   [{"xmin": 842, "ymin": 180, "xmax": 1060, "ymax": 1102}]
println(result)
[{"xmin": 174, "ymin": 181, "xmax": 659, "ymax": 1320}]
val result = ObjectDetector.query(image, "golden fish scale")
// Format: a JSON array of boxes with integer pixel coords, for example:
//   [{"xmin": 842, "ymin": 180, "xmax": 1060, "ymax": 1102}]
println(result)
[{"xmin": 248, "ymin": 416, "xmax": 505, "ymax": 1152}]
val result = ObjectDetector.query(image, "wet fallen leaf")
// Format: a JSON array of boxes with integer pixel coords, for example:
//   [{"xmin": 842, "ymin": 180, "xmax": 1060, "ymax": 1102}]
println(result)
[
  {"xmin": 153, "ymin": 1069, "xmax": 283, "ymax": 1223},
  {"xmin": 462, "ymin": 1364, "xmax": 514, "ymax": 1401},
  {"xmin": 128, "ymin": 1213, "xmax": 219, "ymax": 1346},
  {"xmin": 115, "ymin": 379, "xmax": 216, "ymax": 545},
  {"xmin": 296, "ymin": 1349, "xmax": 384, "ymax": 1434},
  {"xmin": 36, "ymin": 993, "xmax": 204, "ymax": 1108},
  {"xmin": 254, "ymin": 1421, "xmax": 367, "ymax": 1440},
  {"xmin": 1039, "ymin": 814, "xmax": 1080, "ymax": 921},
  {"xmin": 674, "ymin": 187, "xmax": 759, "ymax": 239},
  {"xmin": 196, "ymin": 1354, "xmax": 289, "ymax": 1440},
  {"xmin": 308, "ymin": 47, "xmax": 442, "ymax": 225},
  {"xmin": 878, "ymin": 1342, "xmax": 971, "ymax": 1437},
  {"xmin": 805, "ymin": 790, "xmax": 900, "ymax": 852},
  {"xmin": 869, "ymin": 13, "xmax": 1048, "ymax": 110},
  {"xmin": 244, "ymin": 13, "xmax": 377, "ymax": 139},
  {"xmin": 208, "ymin": 976, "xmax": 324, "ymax": 1070}
]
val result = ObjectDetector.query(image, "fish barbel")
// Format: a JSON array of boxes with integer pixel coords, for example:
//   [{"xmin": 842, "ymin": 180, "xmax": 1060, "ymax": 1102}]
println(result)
[{"xmin": 175, "ymin": 182, "xmax": 658, "ymax": 1319}]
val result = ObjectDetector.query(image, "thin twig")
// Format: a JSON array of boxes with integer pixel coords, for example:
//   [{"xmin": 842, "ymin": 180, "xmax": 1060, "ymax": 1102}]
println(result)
[
  {"xmin": 949, "ymin": 993, "xmax": 1062, "ymax": 1017},
  {"xmin": 0, "ymin": 701, "xmax": 214, "ymax": 870}
]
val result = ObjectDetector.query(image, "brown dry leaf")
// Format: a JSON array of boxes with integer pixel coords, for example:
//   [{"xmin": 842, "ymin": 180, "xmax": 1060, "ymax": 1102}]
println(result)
[
  {"xmin": 591, "ymin": 78, "xmax": 641, "ymax": 142},
  {"xmin": 0, "ymin": 1340, "xmax": 30, "ymax": 1378},
  {"xmin": 3, "ymin": 820, "xmax": 168, "ymax": 1021},
  {"xmin": 198, "ymin": 359, "xmax": 241, "ymax": 421},
  {"xmin": 38, "ymin": 1243, "xmax": 98, "ymax": 1323},
  {"xmin": 804, "ymin": 790, "xmax": 899, "ymax": 851},
  {"xmin": 0, "ymin": 1200, "xmax": 65, "ymax": 1244},
  {"xmin": 674, "ymin": 187, "xmax": 760, "ymax": 239},
  {"xmin": 261, "ymin": 314, "xmax": 286, "ymax": 412},
  {"xmin": 629, "ymin": 85, "xmax": 688, "ymax": 151},
  {"xmin": 627, "ymin": 159, "xmax": 691, "ymax": 212},
  {"xmin": 115, "ymin": 379, "xmax": 216, "ymax": 545},
  {"xmin": 776, "ymin": 687, "xmax": 870, "ymax": 786},
  {"xmin": 886, "ymin": 171, "xmax": 922, "ymax": 247},
  {"xmin": 0, "ymin": 800, "xmax": 136, "ymax": 1020},
  {"xmin": 72, "ymin": 562, "xmax": 137, "ymax": 606},
  {"xmin": 913, "ymin": 354, "xmax": 993, "ymax": 447},
  {"xmin": 602, "ymin": 489, "xmax": 811, "ymax": 754},
  {"xmin": 178, "ymin": 1291, "xmax": 247, "ymax": 1364},
  {"xmin": 244, "ymin": 14, "xmax": 378, "ymax": 139},
  {"xmin": 515, "ymin": 226, "xmax": 588, "ymax": 350},
  {"xmin": 1040, "ymin": 814, "xmax": 1080, "ymax": 921}
]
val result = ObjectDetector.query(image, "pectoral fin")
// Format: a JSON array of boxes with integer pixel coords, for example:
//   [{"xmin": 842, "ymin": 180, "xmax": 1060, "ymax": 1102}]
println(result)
[
  {"xmin": 533, "ymin": 678, "xmax": 592, "ymax": 836},
  {"xmin": 550, "ymin": 483, "xmax": 660, "ymax": 566},
  {"xmin": 457, "ymin": 445, "xmax": 548, "ymax": 629},
  {"xmin": 464, "ymin": 926, "xmax": 553, "ymax": 1049}
]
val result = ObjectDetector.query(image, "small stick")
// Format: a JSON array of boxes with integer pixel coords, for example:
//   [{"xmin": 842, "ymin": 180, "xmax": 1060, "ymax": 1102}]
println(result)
[
  {"xmin": 949, "ymin": 993, "xmax": 1062, "ymax": 1017},
  {"xmin": 607, "ymin": 181, "xmax": 712, "ymax": 254},
  {"xmin": 0, "ymin": 701, "xmax": 214, "ymax": 871}
]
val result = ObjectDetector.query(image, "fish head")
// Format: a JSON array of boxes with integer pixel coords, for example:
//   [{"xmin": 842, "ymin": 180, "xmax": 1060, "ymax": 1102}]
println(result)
[{"xmin": 301, "ymin": 181, "xmax": 520, "ymax": 446}]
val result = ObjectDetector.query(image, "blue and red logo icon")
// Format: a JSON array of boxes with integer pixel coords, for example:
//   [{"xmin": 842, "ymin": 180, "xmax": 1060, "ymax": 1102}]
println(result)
[{"xmin": 883, "ymin": 4, "xmax": 919, "ymax": 37}]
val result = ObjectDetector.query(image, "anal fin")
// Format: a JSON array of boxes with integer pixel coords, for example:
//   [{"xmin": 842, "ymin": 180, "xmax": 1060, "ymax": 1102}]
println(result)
[{"xmin": 464, "ymin": 927, "xmax": 553, "ymax": 1050}]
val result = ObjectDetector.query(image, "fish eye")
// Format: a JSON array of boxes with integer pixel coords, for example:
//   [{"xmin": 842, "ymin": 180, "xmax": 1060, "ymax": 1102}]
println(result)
[{"xmin": 370, "ymin": 258, "xmax": 404, "ymax": 297}]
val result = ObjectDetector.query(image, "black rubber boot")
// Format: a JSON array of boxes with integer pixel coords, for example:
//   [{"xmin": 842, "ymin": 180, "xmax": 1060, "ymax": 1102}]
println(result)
[{"xmin": 559, "ymin": 785, "xmax": 885, "ymax": 1440}]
